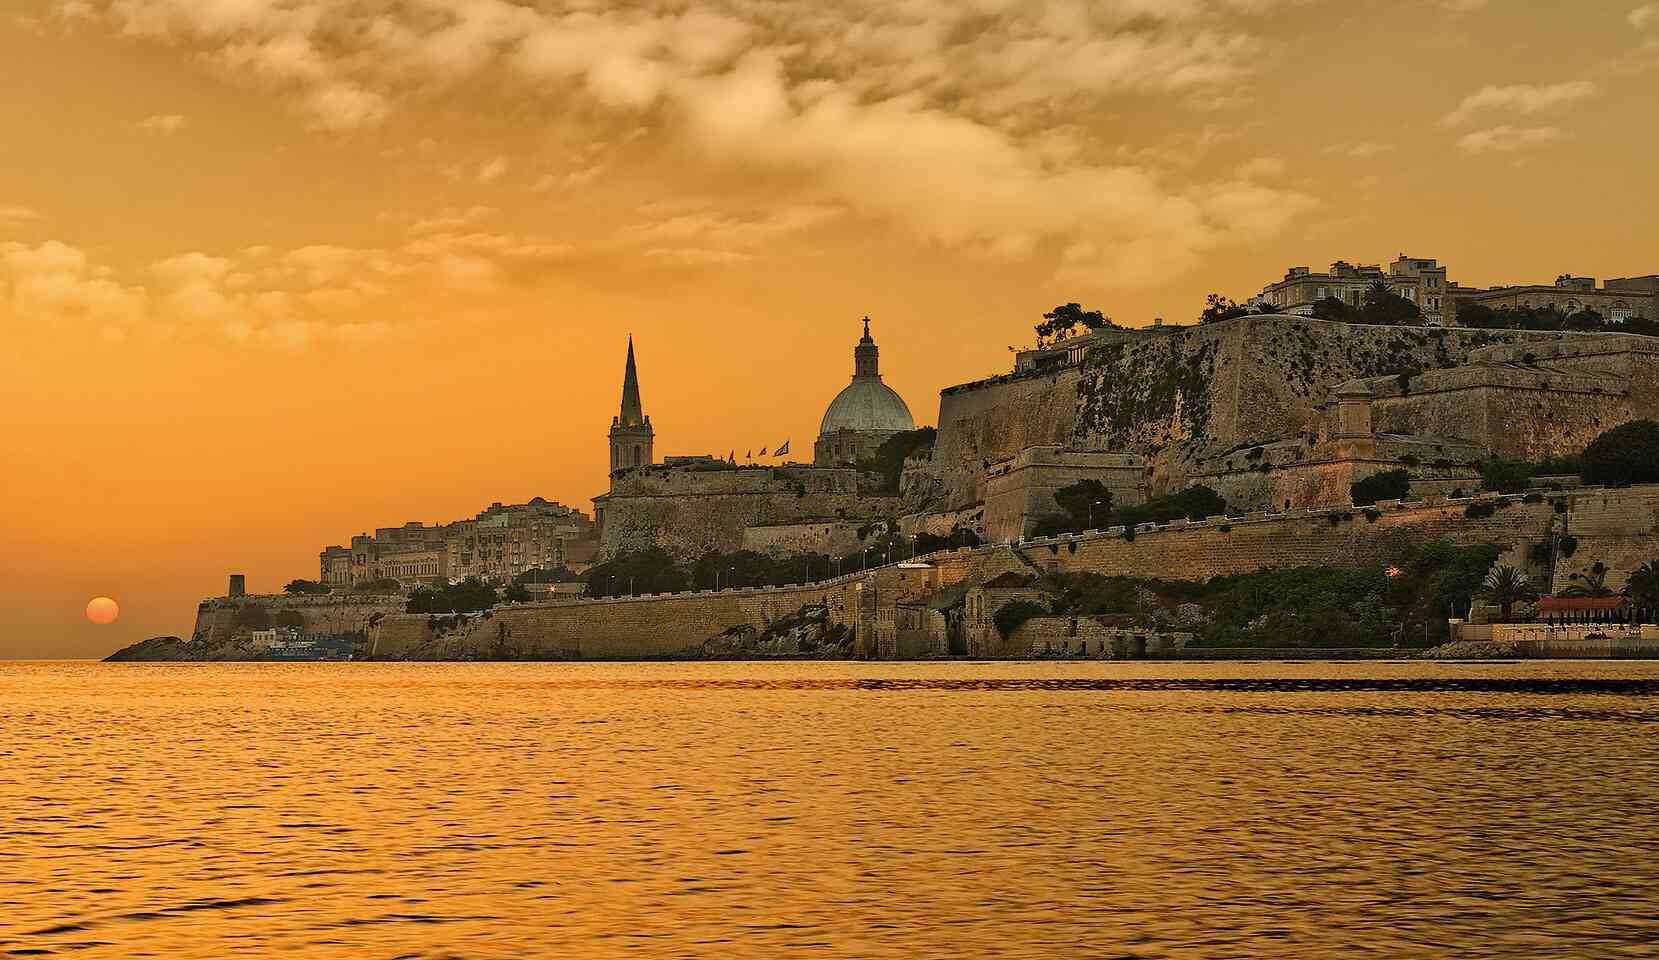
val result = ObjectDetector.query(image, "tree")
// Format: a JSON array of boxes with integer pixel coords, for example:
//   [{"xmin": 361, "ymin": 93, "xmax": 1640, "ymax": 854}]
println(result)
[
  {"xmin": 502, "ymin": 582, "xmax": 532, "ymax": 603},
  {"xmin": 856, "ymin": 427, "xmax": 936, "ymax": 493},
  {"xmin": 1199, "ymin": 293, "xmax": 1252, "ymax": 324},
  {"xmin": 1560, "ymin": 565, "xmax": 1614, "ymax": 598},
  {"xmin": 1582, "ymin": 420, "xmax": 1659, "ymax": 487},
  {"xmin": 352, "ymin": 577, "xmax": 401, "ymax": 594},
  {"xmin": 1351, "ymin": 469, "xmax": 1411, "ymax": 506},
  {"xmin": 283, "ymin": 579, "xmax": 329, "ymax": 595},
  {"xmin": 514, "ymin": 566, "xmax": 584, "ymax": 584},
  {"xmin": 1309, "ymin": 296, "xmax": 1353, "ymax": 322},
  {"xmin": 1054, "ymin": 480, "xmax": 1113, "ymax": 530},
  {"xmin": 406, "ymin": 577, "xmax": 498, "ymax": 614},
  {"xmin": 1035, "ymin": 303, "xmax": 1115, "ymax": 344},
  {"xmin": 1115, "ymin": 485, "xmax": 1228, "ymax": 528},
  {"xmin": 1625, "ymin": 560, "xmax": 1659, "ymax": 612},
  {"xmin": 1357, "ymin": 281, "xmax": 1423, "ymax": 326},
  {"xmin": 1480, "ymin": 458, "xmax": 1535, "ymax": 494},
  {"xmin": 273, "ymin": 609, "xmax": 304, "ymax": 629},
  {"xmin": 1478, "ymin": 565, "xmax": 1538, "ymax": 623},
  {"xmin": 584, "ymin": 548, "xmax": 687, "ymax": 597},
  {"xmin": 233, "ymin": 605, "xmax": 272, "ymax": 629}
]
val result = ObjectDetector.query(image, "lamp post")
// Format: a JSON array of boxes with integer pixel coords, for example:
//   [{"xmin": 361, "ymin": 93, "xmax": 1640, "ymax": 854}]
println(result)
[{"xmin": 1090, "ymin": 500, "xmax": 1106, "ymax": 530}]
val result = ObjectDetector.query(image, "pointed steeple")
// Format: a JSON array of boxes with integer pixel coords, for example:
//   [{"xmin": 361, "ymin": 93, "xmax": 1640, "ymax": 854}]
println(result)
[{"xmin": 619, "ymin": 335, "xmax": 644, "ymax": 427}]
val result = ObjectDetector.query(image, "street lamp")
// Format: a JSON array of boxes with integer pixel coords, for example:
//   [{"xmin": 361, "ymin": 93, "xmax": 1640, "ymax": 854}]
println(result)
[{"xmin": 1089, "ymin": 500, "xmax": 1106, "ymax": 530}]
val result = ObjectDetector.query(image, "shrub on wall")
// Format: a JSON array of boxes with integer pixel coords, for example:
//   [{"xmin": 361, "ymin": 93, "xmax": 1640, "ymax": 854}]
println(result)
[
  {"xmin": 233, "ymin": 605, "xmax": 272, "ymax": 629},
  {"xmin": 1582, "ymin": 420, "xmax": 1659, "ymax": 487},
  {"xmin": 1480, "ymin": 458, "xmax": 1535, "ymax": 494},
  {"xmin": 1352, "ymin": 469, "xmax": 1411, "ymax": 506},
  {"xmin": 1464, "ymin": 501, "xmax": 1497, "ymax": 519},
  {"xmin": 993, "ymin": 600, "xmax": 1048, "ymax": 639}
]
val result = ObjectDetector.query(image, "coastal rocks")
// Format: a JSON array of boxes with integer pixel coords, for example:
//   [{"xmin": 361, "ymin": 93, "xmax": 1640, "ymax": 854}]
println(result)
[
  {"xmin": 104, "ymin": 635, "xmax": 263, "ymax": 661},
  {"xmin": 1415, "ymin": 640, "xmax": 1521, "ymax": 660},
  {"xmin": 700, "ymin": 604, "xmax": 852, "ymax": 659}
]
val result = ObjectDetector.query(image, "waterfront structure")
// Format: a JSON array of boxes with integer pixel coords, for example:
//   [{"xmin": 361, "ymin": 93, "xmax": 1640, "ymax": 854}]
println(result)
[
  {"xmin": 1254, "ymin": 255, "xmax": 1454, "ymax": 325},
  {"xmin": 318, "ymin": 497, "xmax": 595, "ymax": 590},
  {"xmin": 814, "ymin": 318, "xmax": 916, "ymax": 466}
]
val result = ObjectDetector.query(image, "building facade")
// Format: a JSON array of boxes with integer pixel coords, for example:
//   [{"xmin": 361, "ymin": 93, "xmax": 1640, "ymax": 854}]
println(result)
[
  {"xmin": 1254, "ymin": 254, "xmax": 1454, "ymax": 325},
  {"xmin": 1456, "ymin": 274, "xmax": 1658, "ymax": 322}
]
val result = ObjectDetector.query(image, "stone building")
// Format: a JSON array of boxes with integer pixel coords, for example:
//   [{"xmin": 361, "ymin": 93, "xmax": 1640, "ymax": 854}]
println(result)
[
  {"xmin": 319, "ymin": 497, "xmax": 595, "ymax": 590},
  {"xmin": 1456, "ymin": 274, "xmax": 1657, "ymax": 322},
  {"xmin": 982, "ymin": 447, "xmax": 1147, "ymax": 542},
  {"xmin": 814, "ymin": 318, "xmax": 916, "ymax": 465},
  {"xmin": 594, "ymin": 325, "xmax": 920, "ymax": 561},
  {"xmin": 1254, "ymin": 255, "xmax": 1454, "ymax": 325}
]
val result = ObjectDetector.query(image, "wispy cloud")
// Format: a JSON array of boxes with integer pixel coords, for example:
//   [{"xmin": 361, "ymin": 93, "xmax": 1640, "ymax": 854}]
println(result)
[
  {"xmin": 1455, "ymin": 125, "xmax": 1565, "ymax": 154},
  {"xmin": 1631, "ymin": 4, "xmax": 1659, "ymax": 29},
  {"xmin": 0, "ymin": 205, "xmax": 43, "ymax": 228},
  {"xmin": 137, "ymin": 113, "xmax": 187, "ymax": 134},
  {"xmin": 1441, "ymin": 80, "xmax": 1598, "ymax": 126},
  {"xmin": 52, "ymin": 0, "xmax": 1323, "ymax": 285}
]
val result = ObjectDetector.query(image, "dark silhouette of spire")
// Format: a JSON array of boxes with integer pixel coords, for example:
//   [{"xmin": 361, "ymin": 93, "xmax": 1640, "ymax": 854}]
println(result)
[{"xmin": 619, "ymin": 335, "xmax": 644, "ymax": 426}]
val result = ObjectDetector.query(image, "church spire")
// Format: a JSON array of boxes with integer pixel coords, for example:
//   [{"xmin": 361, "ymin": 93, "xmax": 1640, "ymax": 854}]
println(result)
[{"xmin": 619, "ymin": 335, "xmax": 644, "ymax": 427}]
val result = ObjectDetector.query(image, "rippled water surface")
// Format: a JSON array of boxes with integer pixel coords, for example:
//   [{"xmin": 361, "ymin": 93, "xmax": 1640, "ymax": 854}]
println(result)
[{"xmin": 6, "ymin": 659, "xmax": 1659, "ymax": 959}]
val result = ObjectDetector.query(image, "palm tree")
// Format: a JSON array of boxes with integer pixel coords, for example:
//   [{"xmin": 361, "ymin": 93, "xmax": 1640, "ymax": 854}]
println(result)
[
  {"xmin": 1479, "ymin": 565, "xmax": 1539, "ymax": 623},
  {"xmin": 1560, "ymin": 565, "xmax": 1615, "ymax": 598},
  {"xmin": 1626, "ymin": 561, "xmax": 1659, "ymax": 621}
]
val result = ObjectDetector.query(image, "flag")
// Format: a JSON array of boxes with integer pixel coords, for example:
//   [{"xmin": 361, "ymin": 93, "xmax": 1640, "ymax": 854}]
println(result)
[
  {"xmin": 746, "ymin": 449, "xmax": 751, "ymax": 459},
  {"xmin": 775, "ymin": 440, "xmax": 790, "ymax": 456},
  {"xmin": 759, "ymin": 446, "xmax": 768, "ymax": 456},
  {"xmin": 728, "ymin": 450, "xmax": 735, "ymax": 464}
]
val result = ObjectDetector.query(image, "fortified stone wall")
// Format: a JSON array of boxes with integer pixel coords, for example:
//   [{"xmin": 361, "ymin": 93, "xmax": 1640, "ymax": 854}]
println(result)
[
  {"xmin": 366, "ymin": 486, "xmax": 1659, "ymax": 660},
  {"xmin": 192, "ymin": 594, "xmax": 404, "ymax": 645},
  {"xmin": 930, "ymin": 316, "xmax": 1646, "ymax": 509},
  {"xmin": 1368, "ymin": 365, "xmax": 1628, "ymax": 461},
  {"xmin": 741, "ymin": 521, "xmax": 866, "ymax": 558}
]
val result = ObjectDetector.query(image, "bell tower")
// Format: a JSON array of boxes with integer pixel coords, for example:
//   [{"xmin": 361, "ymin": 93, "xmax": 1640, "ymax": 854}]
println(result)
[{"xmin": 608, "ymin": 336, "xmax": 654, "ymax": 486}]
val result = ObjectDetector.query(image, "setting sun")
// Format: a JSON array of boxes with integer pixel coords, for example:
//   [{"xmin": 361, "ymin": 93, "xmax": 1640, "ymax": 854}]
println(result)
[{"xmin": 85, "ymin": 597, "xmax": 119, "ymax": 626}]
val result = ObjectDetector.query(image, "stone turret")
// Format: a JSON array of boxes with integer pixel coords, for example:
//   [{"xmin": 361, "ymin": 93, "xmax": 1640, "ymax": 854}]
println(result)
[{"xmin": 608, "ymin": 337, "xmax": 654, "ymax": 484}]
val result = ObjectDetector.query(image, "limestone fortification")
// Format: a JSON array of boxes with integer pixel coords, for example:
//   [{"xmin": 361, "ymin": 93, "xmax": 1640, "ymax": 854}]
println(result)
[
  {"xmin": 361, "ymin": 484, "xmax": 1659, "ymax": 660},
  {"xmin": 925, "ymin": 316, "xmax": 1659, "ymax": 521}
]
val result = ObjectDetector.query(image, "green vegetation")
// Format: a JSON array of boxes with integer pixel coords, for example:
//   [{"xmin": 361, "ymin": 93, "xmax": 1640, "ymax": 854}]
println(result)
[
  {"xmin": 914, "ymin": 527, "xmax": 981, "ymax": 553},
  {"xmin": 1478, "ymin": 565, "xmax": 1539, "ymax": 622},
  {"xmin": 233, "ymin": 605, "xmax": 272, "ymax": 629},
  {"xmin": 584, "ymin": 548, "xmax": 688, "ymax": 597},
  {"xmin": 352, "ymin": 577, "xmax": 401, "ymax": 594},
  {"xmin": 513, "ymin": 566, "xmax": 583, "ymax": 584},
  {"xmin": 406, "ymin": 577, "xmax": 498, "ymax": 614},
  {"xmin": 283, "ymin": 579, "xmax": 329, "ymax": 595},
  {"xmin": 1115, "ymin": 485, "xmax": 1227, "ymax": 528},
  {"xmin": 993, "ymin": 599, "xmax": 1048, "ymax": 639},
  {"xmin": 691, "ymin": 549, "xmax": 827, "ymax": 591},
  {"xmin": 273, "ymin": 610, "xmax": 304, "ymax": 629},
  {"xmin": 1480, "ymin": 457, "xmax": 1536, "ymax": 494},
  {"xmin": 1308, "ymin": 282, "xmax": 1423, "ymax": 326},
  {"xmin": 1033, "ymin": 484, "xmax": 1226, "ymax": 537},
  {"xmin": 1582, "ymin": 420, "xmax": 1659, "ymax": 487},
  {"xmin": 1034, "ymin": 302, "xmax": 1118, "ymax": 344},
  {"xmin": 502, "ymin": 582, "xmax": 533, "ymax": 603},
  {"xmin": 856, "ymin": 427, "xmax": 936, "ymax": 493},
  {"xmin": 1031, "ymin": 540, "xmax": 1500, "ymax": 648},
  {"xmin": 1351, "ymin": 469, "xmax": 1411, "ymax": 505},
  {"xmin": 1627, "ymin": 561, "xmax": 1659, "ymax": 610},
  {"xmin": 1455, "ymin": 303, "xmax": 1659, "ymax": 337}
]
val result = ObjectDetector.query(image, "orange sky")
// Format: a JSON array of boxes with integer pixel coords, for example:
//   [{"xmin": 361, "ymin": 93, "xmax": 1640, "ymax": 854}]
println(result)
[{"xmin": 4, "ymin": 1, "xmax": 1659, "ymax": 658}]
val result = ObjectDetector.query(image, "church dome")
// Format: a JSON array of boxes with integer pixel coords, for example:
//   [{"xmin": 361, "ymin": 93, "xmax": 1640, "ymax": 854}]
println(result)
[{"xmin": 819, "ymin": 378, "xmax": 915, "ymax": 435}]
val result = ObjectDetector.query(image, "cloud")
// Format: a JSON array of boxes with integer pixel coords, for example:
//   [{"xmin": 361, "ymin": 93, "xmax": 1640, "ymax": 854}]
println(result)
[
  {"xmin": 56, "ymin": 0, "xmax": 1323, "ymax": 285},
  {"xmin": 1322, "ymin": 141, "xmax": 1395, "ymax": 159},
  {"xmin": 1632, "ymin": 5, "xmax": 1659, "ymax": 29},
  {"xmin": 1455, "ymin": 125, "xmax": 1565, "ymax": 154},
  {"xmin": 137, "ymin": 113, "xmax": 187, "ymax": 133},
  {"xmin": 0, "ymin": 206, "xmax": 43, "ymax": 228},
  {"xmin": 0, "ymin": 240, "xmax": 148, "ymax": 339},
  {"xmin": 1442, "ymin": 80, "xmax": 1598, "ymax": 126}
]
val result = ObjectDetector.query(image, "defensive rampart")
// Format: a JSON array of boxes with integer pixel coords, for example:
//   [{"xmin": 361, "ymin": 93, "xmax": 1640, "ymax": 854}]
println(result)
[
  {"xmin": 931, "ymin": 316, "xmax": 1657, "ymax": 508},
  {"xmin": 191, "ymin": 594, "xmax": 404, "ymax": 645},
  {"xmin": 372, "ymin": 485, "xmax": 1659, "ymax": 659}
]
